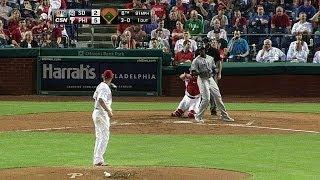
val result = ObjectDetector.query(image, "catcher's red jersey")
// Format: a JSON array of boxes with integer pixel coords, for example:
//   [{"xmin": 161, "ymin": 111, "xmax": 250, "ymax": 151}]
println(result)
[{"xmin": 185, "ymin": 76, "xmax": 200, "ymax": 96}]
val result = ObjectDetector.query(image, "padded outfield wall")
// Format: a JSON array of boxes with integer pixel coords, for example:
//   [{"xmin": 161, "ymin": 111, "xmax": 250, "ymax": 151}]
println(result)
[{"xmin": 1, "ymin": 49, "xmax": 320, "ymax": 96}]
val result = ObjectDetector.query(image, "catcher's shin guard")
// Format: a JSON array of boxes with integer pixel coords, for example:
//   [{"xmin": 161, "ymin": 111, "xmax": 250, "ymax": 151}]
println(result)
[
  {"xmin": 171, "ymin": 109, "xmax": 184, "ymax": 117},
  {"xmin": 187, "ymin": 110, "xmax": 195, "ymax": 118}
]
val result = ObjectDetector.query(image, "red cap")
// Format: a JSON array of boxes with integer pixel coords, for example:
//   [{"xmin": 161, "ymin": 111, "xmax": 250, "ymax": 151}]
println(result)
[{"xmin": 103, "ymin": 70, "xmax": 114, "ymax": 79}]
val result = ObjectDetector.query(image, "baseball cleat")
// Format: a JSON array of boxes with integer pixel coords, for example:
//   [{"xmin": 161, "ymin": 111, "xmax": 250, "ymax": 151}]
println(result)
[
  {"xmin": 195, "ymin": 116, "xmax": 204, "ymax": 123},
  {"xmin": 210, "ymin": 109, "xmax": 217, "ymax": 116},
  {"xmin": 94, "ymin": 162, "xmax": 109, "ymax": 166}
]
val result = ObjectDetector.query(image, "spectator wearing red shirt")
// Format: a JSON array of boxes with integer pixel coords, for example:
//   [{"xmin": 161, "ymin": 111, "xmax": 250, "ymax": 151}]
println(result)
[
  {"xmin": 52, "ymin": 24, "xmax": 62, "ymax": 45},
  {"xmin": 151, "ymin": 0, "xmax": 167, "ymax": 20},
  {"xmin": 37, "ymin": 0, "xmax": 50, "ymax": 14},
  {"xmin": 171, "ymin": 20, "xmax": 184, "ymax": 47},
  {"xmin": 8, "ymin": 9, "xmax": 21, "ymax": 46},
  {"xmin": 271, "ymin": 6, "xmax": 291, "ymax": 34},
  {"xmin": 174, "ymin": 40, "xmax": 194, "ymax": 65},
  {"xmin": 176, "ymin": 0, "xmax": 187, "ymax": 14},
  {"xmin": 125, "ymin": 0, "xmax": 146, "ymax": 9},
  {"xmin": 232, "ymin": 10, "xmax": 247, "ymax": 33}
]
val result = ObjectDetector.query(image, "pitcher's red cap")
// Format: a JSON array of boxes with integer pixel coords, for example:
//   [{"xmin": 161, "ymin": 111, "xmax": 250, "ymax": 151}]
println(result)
[{"xmin": 103, "ymin": 70, "xmax": 114, "ymax": 79}]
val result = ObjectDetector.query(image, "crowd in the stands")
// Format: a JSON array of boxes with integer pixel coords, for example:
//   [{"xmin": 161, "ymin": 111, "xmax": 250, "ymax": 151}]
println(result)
[
  {"xmin": 112, "ymin": 0, "xmax": 320, "ymax": 63},
  {"xmin": 0, "ymin": 0, "xmax": 89, "ymax": 48}
]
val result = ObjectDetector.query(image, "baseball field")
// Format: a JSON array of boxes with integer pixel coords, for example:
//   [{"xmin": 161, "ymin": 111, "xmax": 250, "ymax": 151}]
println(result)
[{"xmin": 0, "ymin": 96, "xmax": 319, "ymax": 180}]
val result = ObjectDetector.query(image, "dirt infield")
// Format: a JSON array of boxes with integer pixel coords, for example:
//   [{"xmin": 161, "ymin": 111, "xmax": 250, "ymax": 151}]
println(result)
[
  {"xmin": 0, "ymin": 166, "xmax": 249, "ymax": 180},
  {"xmin": 1, "ymin": 96, "xmax": 319, "ymax": 179}
]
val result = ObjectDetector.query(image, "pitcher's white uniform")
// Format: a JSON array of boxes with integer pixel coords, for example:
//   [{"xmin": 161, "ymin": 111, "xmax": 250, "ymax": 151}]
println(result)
[
  {"xmin": 92, "ymin": 82, "xmax": 112, "ymax": 165},
  {"xmin": 172, "ymin": 74, "xmax": 200, "ymax": 118},
  {"xmin": 191, "ymin": 54, "xmax": 233, "ymax": 122}
]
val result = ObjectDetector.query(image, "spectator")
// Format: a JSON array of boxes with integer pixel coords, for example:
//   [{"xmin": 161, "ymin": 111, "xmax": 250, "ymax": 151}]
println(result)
[
  {"xmin": 8, "ymin": 9, "xmax": 21, "ymax": 46},
  {"xmin": 287, "ymin": 32, "xmax": 309, "ymax": 62},
  {"xmin": 227, "ymin": 30, "xmax": 249, "ymax": 62},
  {"xmin": 249, "ymin": 5, "xmax": 270, "ymax": 34},
  {"xmin": 257, "ymin": 0, "xmax": 277, "ymax": 16},
  {"xmin": 142, "ymin": 9, "xmax": 158, "ymax": 35},
  {"xmin": 41, "ymin": 33, "xmax": 59, "ymax": 48},
  {"xmin": 174, "ymin": 30, "xmax": 197, "ymax": 54},
  {"xmin": 0, "ymin": 32, "xmax": 7, "ymax": 47},
  {"xmin": 296, "ymin": 0, "xmax": 316, "ymax": 20},
  {"xmin": 0, "ymin": 0, "xmax": 12, "ymax": 22},
  {"xmin": 125, "ymin": 0, "xmax": 147, "ymax": 9},
  {"xmin": 174, "ymin": 39, "xmax": 194, "ymax": 64},
  {"xmin": 151, "ymin": 19, "xmax": 170, "ymax": 43},
  {"xmin": 118, "ymin": 30, "xmax": 136, "ymax": 49},
  {"xmin": 151, "ymin": 0, "xmax": 167, "ymax": 20},
  {"xmin": 19, "ymin": 19, "xmax": 28, "ymax": 40},
  {"xmin": 0, "ymin": 19, "xmax": 8, "ymax": 47},
  {"xmin": 291, "ymin": 12, "xmax": 313, "ymax": 34},
  {"xmin": 206, "ymin": 0, "xmax": 218, "ymax": 21},
  {"xmin": 207, "ymin": 28, "xmax": 227, "ymax": 48},
  {"xmin": 21, "ymin": 0, "xmax": 36, "ymax": 19},
  {"xmin": 210, "ymin": 5, "xmax": 228, "ymax": 29},
  {"xmin": 124, "ymin": 24, "xmax": 147, "ymax": 48},
  {"xmin": 0, "ymin": 19, "xmax": 9, "ymax": 39},
  {"xmin": 175, "ymin": 0, "xmax": 187, "ymax": 14},
  {"xmin": 116, "ymin": 40, "xmax": 130, "ymax": 49},
  {"xmin": 166, "ymin": 8, "xmax": 180, "ymax": 32},
  {"xmin": 192, "ymin": 0, "xmax": 209, "ymax": 19},
  {"xmin": 256, "ymin": 39, "xmax": 286, "ymax": 62},
  {"xmin": 20, "ymin": 31, "xmax": 39, "ymax": 48},
  {"xmin": 150, "ymin": 28, "xmax": 170, "ymax": 52},
  {"xmin": 37, "ymin": 0, "xmax": 50, "ymax": 15},
  {"xmin": 184, "ymin": 10, "xmax": 204, "ymax": 36},
  {"xmin": 170, "ymin": 5, "xmax": 187, "ymax": 24},
  {"xmin": 207, "ymin": 19, "xmax": 227, "ymax": 40},
  {"xmin": 231, "ymin": 10, "xmax": 247, "ymax": 33},
  {"xmin": 148, "ymin": 37, "xmax": 161, "ymax": 50},
  {"xmin": 310, "ymin": 9, "xmax": 320, "ymax": 46},
  {"xmin": 230, "ymin": 0, "xmax": 255, "ymax": 16},
  {"xmin": 271, "ymin": 6, "xmax": 291, "ymax": 34},
  {"xmin": 7, "ymin": 0, "xmax": 19, "ymax": 8},
  {"xmin": 313, "ymin": 49, "xmax": 320, "ymax": 63},
  {"xmin": 171, "ymin": 20, "xmax": 184, "ymax": 47}
]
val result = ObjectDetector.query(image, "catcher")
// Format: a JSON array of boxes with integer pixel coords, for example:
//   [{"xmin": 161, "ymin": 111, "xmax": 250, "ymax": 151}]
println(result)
[{"xmin": 171, "ymin": 71, "xmax": 200, "ymax": 118}]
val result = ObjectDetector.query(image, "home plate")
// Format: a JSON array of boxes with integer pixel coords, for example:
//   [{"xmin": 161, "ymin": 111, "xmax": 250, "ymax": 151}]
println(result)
[{"xmin": 173, "ymin": 120, "xmax": 193, "ymax": 124}]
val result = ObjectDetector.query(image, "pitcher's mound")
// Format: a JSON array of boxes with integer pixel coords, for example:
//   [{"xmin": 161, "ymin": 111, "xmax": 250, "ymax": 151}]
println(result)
[{"xmin": 0, "ymin": 166, "xmax": 250, "ymax": 180}]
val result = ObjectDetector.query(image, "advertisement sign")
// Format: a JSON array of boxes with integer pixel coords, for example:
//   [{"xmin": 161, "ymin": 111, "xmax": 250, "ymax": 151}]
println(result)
[{"xmin": 38, "ymin": 56, "xmax": 161, "ymax": 96}]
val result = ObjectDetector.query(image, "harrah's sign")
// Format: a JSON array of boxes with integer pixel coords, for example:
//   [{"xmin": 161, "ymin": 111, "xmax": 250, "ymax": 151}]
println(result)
[{"xmin": 43, "ymin": 64, "xmax": 96, "ymax": 79}]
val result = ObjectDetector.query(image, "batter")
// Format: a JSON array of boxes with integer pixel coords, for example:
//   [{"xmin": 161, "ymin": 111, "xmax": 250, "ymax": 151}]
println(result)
[{"xmin": 191, "ymin": 45, "xmax": 234, "ymax": 123}]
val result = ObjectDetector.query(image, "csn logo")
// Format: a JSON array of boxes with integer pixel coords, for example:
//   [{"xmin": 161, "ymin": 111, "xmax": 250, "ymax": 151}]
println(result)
[{"xmin": 43, "ymin": 64, "xmax": 96, "ymax": 79}]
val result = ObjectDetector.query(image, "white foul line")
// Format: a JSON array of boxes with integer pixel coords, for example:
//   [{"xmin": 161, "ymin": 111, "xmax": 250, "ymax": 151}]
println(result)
[
  {"xmin": 0, "ymin": 121, "xmax": 319, "ymax": 134},
  {"xmin": 222, "ymin": 123, "xmax": 320, "ymax": 134},
  {"xmin": 245, "ymin": 120, "xmax": 255, "ymax": 126}
]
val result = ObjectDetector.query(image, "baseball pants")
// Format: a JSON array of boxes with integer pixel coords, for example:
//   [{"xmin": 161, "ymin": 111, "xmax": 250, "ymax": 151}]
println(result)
[
  {"xmin": 92, "ymin": 109, "xmax": 110, "ymax": 165},
  {"xmin": 177, "ymin": 95, "xmax": 200, "ymax": 113},
  {"xmin": 196, "ymin": 77, "xmax": 230, "ymax": 120}
]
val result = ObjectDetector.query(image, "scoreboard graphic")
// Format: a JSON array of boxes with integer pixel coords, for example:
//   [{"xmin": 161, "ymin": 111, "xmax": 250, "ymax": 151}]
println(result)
[{"xmin": 53, "ymin": 8, "xmax": 151, "ymax": 25}]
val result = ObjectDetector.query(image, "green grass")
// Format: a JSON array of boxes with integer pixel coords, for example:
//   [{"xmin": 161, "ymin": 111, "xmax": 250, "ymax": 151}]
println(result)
[
  {"xmin": 0, "ymin": 101, "xmax": 319, "ymax": 179},
  {"xmin": 0, "ymin": 101, "xmax": 320, "ymax": 115},
  {"xmin": 0, "ymin": 132, "xmax": 319, "ymax": 179}
]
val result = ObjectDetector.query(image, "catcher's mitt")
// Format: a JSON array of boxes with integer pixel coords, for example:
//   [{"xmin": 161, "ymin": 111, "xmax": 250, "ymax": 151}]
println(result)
[{"xmin": 109, "ymin": 83, "xmax": 117, "ymax": 91}]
